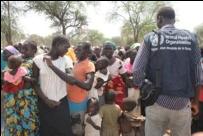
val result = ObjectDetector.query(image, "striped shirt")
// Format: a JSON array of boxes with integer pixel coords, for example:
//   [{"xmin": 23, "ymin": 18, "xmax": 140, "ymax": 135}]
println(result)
[{"xmin": 133, "ymin": 25, "xmax": 201, "ymax": 110}]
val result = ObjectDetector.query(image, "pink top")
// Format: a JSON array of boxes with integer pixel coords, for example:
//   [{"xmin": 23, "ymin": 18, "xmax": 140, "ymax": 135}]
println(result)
[
  {"xmin": 124, "ymin": 58, "xmax": 133, "ymax": 74},
  {"xmin": 4, "ymin": 67, "xmax": 27, "ymax": 85}
]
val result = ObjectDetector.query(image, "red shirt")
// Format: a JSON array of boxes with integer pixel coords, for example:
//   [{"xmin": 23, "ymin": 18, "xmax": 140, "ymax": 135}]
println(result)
[
  {"xmin": 3, "ymin": 81, "xmax": 24, "ymax": 93},
  {"xmin": 199, "ymin": 86, "xmax": 203, "ymax": 102}
]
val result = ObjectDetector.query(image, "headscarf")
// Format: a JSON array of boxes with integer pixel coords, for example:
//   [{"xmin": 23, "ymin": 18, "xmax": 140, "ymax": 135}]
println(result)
[
  {"xmin": 4, "ymin": 45, "xmax": 21, "ymax": 55},
  {"xmin": 130, "ymin": 43, "xmax": 140, "ymax": 49},
  {"xmin": 103, "ymin": 41, "xmax": 117, "ymax": 50}
]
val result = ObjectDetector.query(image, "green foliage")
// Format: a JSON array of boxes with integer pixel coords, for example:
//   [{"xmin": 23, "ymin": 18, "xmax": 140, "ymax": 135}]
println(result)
[
  {"xmin": 1, "ymin": 1, "xmax": 23, "ymax": 45},
  {"xmin": 70, "ymin": 29, "xmax": 105, "ymax": 46},
  {"xmin": 195, "ymin": 23, "xmax": 203, "ymax": 48},
  {"xmin": 109, "ymin": 1, "xmax": 166, "ymax": 44},
  {"xmin": 111, "ymin": 36, "xmax": 125, "ymax": 47},
  {"xmin": 26, "ymin": 1, "xmax": 87, "ymax": 35}
]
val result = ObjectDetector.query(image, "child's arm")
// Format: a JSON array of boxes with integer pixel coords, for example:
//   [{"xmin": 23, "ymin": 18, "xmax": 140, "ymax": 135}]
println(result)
[
  {"xmin": 23, "ymin": 76, "xmax": 35, "ymax": 89},
  {"xmin": 94, "ymin": 78, "xmax": 105, "ymax": 89},
  {"xmin": 23, "ymin": 76, "xmax": 35, "ymax": 83},
  {"xmin": 86, "ymin": 116, "xmax": 101, "ymax": 130}
]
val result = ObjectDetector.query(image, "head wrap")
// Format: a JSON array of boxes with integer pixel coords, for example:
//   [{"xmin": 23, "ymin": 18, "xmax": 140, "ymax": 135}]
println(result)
[
  {"xmin": 130, "ymin": 43, "xmax": 140, "ymax": 49},
  {"xmin": 103, "ymin": 41, "xmax": 116, "ymax": 50},
  {"xmin": 4, "ymin": 45, "xmax": 20, "ymax": 55}
]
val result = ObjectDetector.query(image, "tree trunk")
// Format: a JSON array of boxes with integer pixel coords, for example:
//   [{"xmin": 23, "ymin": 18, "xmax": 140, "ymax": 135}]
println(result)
[
  {"xmin": 7, "ymin": 1, "xmax": 13, "ymax": 45},
  {"xmin": 133, "ymin": 28, "xmax": 138, "ymax": 43},
  {"xmin": 62, "ymin": 24, "xmax": 66, "ymax": 35}
]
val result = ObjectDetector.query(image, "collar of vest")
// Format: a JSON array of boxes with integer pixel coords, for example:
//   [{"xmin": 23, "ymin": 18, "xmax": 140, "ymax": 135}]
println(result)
[{"xmin": 161, "ymin": 24, "xmax": 175, "ymax": 30}]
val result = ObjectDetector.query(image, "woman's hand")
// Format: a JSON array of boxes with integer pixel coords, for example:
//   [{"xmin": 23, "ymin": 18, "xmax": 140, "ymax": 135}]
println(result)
[
  {"xmin": 43, "ymin": 55, "xmax": 53, "ymax": 67},
  {"xmin": 44, "ymin": 98, "xmax": 61, "ymax": 108}
]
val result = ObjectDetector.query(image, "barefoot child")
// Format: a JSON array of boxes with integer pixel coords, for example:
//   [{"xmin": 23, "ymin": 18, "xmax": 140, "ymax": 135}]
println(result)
[
  {"xmin": 84, "ymin": 97, "xmax": 102, "ymax": 136},
  {"xmin": 119, "ymin": 98, "xmax": 145, "ymax": 136},
  {"xmin": 100, "ymin": 90, "xmax": 122, "ymax": 136}
]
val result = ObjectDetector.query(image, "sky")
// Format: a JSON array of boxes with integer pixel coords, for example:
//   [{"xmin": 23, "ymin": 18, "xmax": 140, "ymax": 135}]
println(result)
[{"xmin": 18, "ymin": 1, "xmax": 203, "ymax": 38}]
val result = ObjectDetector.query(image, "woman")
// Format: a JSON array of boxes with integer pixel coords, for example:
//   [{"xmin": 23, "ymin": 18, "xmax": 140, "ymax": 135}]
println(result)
[
  {"xmin": 2, "ymin": 45, "xmax": 39, "ymax": 136},
  {"xmin": 32, "ymin": 36, "xmax": 73, "ymax": 136},
  {"xmin": 20, "ymin": 40, "xmax": 39, "ymax": 135},
  {"xmin": 102, "ymin": 41, "xmax": 131, "ymax": 109},
  {"xmin": 44, "ymin": 42, "xmax": 95, "ymax": 136}
]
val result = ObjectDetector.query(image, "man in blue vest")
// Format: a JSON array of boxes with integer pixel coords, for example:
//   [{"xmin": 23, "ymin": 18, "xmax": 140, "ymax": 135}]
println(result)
[{"xmin": 133, "ymin": 7, "xmax": 201, "ymax": 136}]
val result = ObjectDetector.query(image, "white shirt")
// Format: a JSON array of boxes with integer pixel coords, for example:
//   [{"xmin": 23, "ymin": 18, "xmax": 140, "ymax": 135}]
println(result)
[
  {"xmin": 88, "ymin": 70, "xmax": 110, "ymax": 99},
  {"xmin": 84, "ymin": 114, "xmax": 102, "ymax": 136},
  {"xmin": 33, "ymin": 54, "xmax": 73, "ymax": 101},
  {"xmin": 108, "ymin": 58, "xmax": 126, "ymax": 78}
]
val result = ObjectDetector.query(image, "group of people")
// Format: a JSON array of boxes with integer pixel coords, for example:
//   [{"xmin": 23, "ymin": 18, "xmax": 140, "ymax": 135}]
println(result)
[{"xmin": 1, "ymin": 6, "xmax": 203, "ymax": 136}]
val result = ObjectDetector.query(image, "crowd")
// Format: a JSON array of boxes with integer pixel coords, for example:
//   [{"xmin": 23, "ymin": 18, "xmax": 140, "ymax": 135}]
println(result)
[{"xmin": 1, "ymin": 6, "xmax": 203, "ymax": 136}]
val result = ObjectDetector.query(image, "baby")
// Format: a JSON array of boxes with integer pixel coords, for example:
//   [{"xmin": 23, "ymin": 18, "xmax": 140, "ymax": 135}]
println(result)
[{"xmin": 3, "ymin": 55, "xmax": 32, "ymax": 93}]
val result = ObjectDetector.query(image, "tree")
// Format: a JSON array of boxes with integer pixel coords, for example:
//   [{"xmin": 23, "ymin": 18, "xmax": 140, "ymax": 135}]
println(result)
[
  {"xmin": 109, "ymin": 1, "xmax": 165, "ymax": 43},
  {"xmin": 70, "ymin": 29, "xmax": 105, "ymax": 47},
  {"xmin": 111, "ymin": 36, "xmax": 125, "ymax": 47},
  {"xmin": 120, "ymin": 21, "xmax": 135, "ymax": 46},
  {"xmin": 195, "ymin": 23, "xmax": 203, "ymax": 48},
  {"xmin": 1, "ymin": 1, "xmax": 23, "ymax": 45},
  {"xmin": 26, "ymin": 1, "xmax": 87, "ymax": 36},
  {"xmin": 85, "ymin": 29, "xmax": 105, "ymax": 46},
  {"xmin": 27, "ymin": 34, "xmax": 45, "ymax": 46}
]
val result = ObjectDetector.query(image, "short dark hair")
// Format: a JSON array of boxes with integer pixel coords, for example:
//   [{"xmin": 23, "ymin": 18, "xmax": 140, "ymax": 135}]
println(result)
[
  {"xmin": 23, "ymin": 40, "xmax": 38, "ymax": 53},
  {"xmin": 81, "ymin": 41, "xmax": 92, "ymax": 53},
  {"xmin": 87, "ymin": 97, "xmax": 99, "ymax": 112},
  {"xmin": 123, "ymin": 98, "xmax": 137, "ymax": 112},
  {"xmin": 157, "ymin": 7, "xmax": 175, "ymax": 20},
  {"xmin": 104, "ymin": 90, "xmax": 116, "ymax": 104},
  {"xmin": 52, "ymin": 35, "xmax": 69, "ymax": 48}
]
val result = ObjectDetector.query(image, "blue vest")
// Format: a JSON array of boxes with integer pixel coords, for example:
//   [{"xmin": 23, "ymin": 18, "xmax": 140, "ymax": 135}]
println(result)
[{"xmin": 144, "ymin": 25, "xmax": 197, "ymax": 98}]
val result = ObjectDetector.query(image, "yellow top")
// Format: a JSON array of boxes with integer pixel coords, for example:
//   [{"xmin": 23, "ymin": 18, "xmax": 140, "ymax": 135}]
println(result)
[{"xmin": 66, "ymin": 47, "xmax": 77, "ymax": 63}]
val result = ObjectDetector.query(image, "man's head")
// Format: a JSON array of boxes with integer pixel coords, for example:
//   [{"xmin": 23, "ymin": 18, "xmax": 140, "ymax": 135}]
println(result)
[{"xmin": 156, "ymin": 7, "xmax": 175, "ymax": 29}]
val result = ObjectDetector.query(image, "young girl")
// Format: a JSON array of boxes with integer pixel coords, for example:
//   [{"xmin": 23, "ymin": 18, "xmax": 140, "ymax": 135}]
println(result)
[
  {"xmin": 3, "ymin": 55, "xmax": 30, "ymax": 93},
  {"xmin": 84, "ymin": 97, "xmax": 102, "ymax": 136},
  {"xmin": 88, "ymin": 56, "xmax": 110, "ymax": 105},
  {"xmin": 99, "ymin": 90, "xmax": 122, "ymax": 136}
]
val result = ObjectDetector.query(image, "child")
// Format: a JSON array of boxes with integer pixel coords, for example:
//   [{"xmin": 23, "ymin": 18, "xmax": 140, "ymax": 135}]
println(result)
[
  {"xmin": 2, "ymin": 55, "xmax": 32, "ymax": 93},
  {"xmin": 124, "ymin": 50, "xmax": 140, "ymax": 105},
  {"xmin": 84, "ymin": 97, "xmax": 102, "ymax": 136},
  {"xmin": 88, "ymin": 56, "xmax": 110, "ymax": 105},
  {"xmin": 119, "ymin": 98, "xmax": 145, "ymax": 136},
  {"xmin": 99, "ymin": 90, "xmax": 122, "ymax": 136}
]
